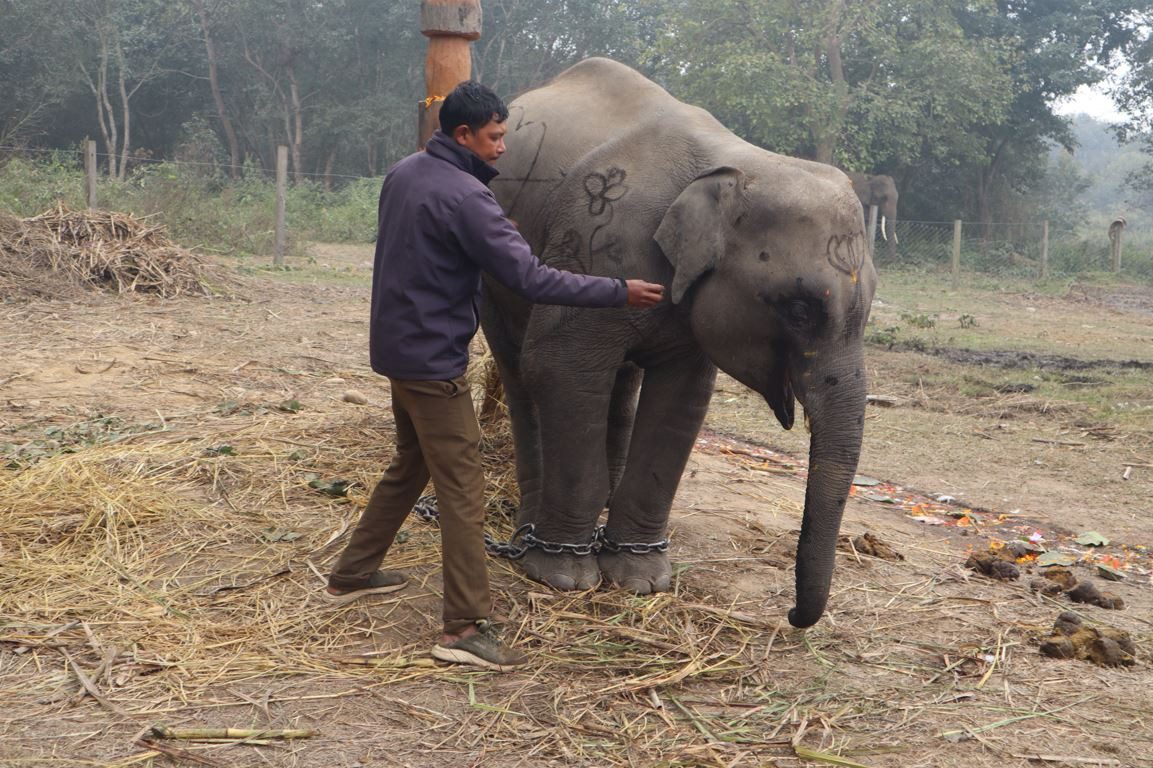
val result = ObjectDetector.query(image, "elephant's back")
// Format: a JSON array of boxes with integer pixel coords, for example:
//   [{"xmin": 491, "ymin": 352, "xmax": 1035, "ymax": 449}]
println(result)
[{"xmin": 493, "ymin": 59, "xmax": 723, "ymax": 217}]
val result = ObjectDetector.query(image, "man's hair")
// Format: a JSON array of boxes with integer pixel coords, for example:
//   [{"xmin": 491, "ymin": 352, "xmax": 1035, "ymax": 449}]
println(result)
[{"xmin": 439, "ymin": 81, "xmax": 508, "ymax": 135}]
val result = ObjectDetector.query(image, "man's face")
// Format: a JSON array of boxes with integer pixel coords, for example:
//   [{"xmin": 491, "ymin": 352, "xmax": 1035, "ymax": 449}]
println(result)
[{"xmin": 453, "ymin": 116, "xmax": 507, "ymax": 164}]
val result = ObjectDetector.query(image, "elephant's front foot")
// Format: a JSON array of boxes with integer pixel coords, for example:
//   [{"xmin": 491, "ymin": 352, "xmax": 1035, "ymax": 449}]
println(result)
[
  {"xmin": 597, "ymin": 550, "xmax": 672, "ymax": 594},
  {"xmin": 520, "ymin": 549, "xmax": 600, "ymax": 591}
]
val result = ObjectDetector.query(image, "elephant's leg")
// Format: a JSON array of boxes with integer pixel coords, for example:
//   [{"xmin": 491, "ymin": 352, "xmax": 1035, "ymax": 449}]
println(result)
[
  {"xmin": 519, "ymin": 325, "xmax": 623, "ymax": 590},
  {"xmin": 599, "ymin": 348, "xmax": 716, "ymax": 594},
  {"xmin": 606, "ymin": 364, "xmax": 643, "ymax": 503},
  {"xmin": 494, "ymin": 358, "xmax": 544, "ymax": 527},
  {"xmin": 480, "ymin": 288, "xmax": 541, "ymax": 526}
]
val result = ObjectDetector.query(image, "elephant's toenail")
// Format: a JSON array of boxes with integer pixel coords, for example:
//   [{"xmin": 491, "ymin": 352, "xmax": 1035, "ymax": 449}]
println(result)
[
  {"xmin": 621, "ymin": 578, "xmax": 654, "ymax": 594},
  {"xmin": 547, "ymin": 574, "xmax": 577, "ymax": 590}
]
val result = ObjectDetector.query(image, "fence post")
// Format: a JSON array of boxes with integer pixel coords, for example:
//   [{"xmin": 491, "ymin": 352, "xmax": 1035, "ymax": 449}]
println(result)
[
  {"xmin": 1040, "ymin": 220, "xmax": 1049, "ymax": 280},
  {"xmin": 274, "ymin": 145, "xmax": 287, "ymax": 268},
  {"xmin": 866, "ymin": 204, "xmax": 879, "ymax": 256},
  {"xmin": 1109, "ymin": 218, "xmax": 1125, "ymax": 274},
  {"xmin": 85, "ymin": 140, "xmax": 98, "ymax": 209},
  {"xmin": 952, "ymin": 219, "xmax": 962, "ymax": 285}
]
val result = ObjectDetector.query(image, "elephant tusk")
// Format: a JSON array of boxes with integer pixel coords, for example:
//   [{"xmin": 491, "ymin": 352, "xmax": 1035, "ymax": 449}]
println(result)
[
  {"xmin": 879, "ymin": 216, "xmax": 888, "ymax": 241},
  {"xmin": 893, "ymin": 229, "xmax": 899, "ymax": 245}
]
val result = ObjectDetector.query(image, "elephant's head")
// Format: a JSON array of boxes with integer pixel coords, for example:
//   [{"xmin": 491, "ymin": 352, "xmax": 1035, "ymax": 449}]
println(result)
[
  {"xmin": 655, "ymin": 164, "xmax": 876, "ymax": 628},
  {"xmin": 847, "ymin": 172, "xmax": 898, "ymax": 245}
]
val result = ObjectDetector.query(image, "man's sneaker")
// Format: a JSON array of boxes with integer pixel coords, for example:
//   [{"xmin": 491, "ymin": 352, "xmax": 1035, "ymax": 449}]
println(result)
[
  {"xmin": 321, "ymin": 570, "xmax": 408, "ymax": 605},
  {"xmin": 431, "ymin": 621, "xmax": 528, "ymax": 672}
]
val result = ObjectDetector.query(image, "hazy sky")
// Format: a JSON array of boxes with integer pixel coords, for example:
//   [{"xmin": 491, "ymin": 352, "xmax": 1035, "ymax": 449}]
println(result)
[{"xmin": 1056, "ymin": 83, "xmax": 1125, "ymax": 122}]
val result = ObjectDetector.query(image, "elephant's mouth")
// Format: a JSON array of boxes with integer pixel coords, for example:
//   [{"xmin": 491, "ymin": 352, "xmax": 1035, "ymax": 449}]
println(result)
[{"xmin": 762, "ymin": 348, "xmax": 797, "ymax": 430}]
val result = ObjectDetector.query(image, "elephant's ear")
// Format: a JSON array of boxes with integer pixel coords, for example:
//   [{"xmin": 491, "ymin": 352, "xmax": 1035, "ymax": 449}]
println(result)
[{"xmin": 654, "ymin": 166, "xmax": 744, "ymax": 304}]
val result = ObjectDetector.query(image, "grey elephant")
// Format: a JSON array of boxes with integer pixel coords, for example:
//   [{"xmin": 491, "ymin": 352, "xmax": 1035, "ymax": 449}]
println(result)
[
  {"xmin": 845, "ymin": 172, "xmax": 899, "ymax": 256},
  {"xmin": 483, "ymin": 58, "xmax": 876, "ymax": 628}
]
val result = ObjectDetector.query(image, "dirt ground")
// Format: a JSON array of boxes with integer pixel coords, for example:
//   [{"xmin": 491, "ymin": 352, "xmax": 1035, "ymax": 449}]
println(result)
[{"xmin": 1, "ymin": 243, "xmax": 1151, "ymax": 768}]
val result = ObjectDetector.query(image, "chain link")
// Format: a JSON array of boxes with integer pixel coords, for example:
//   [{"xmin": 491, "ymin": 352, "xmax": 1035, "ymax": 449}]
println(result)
[
  {"xmin": 522, "ymin": 528, "xmax": 599, "ymax": 557},
  {"xmin": 484, "ymin": 523, "xmax": 534, "ymax": 559},
  {"xmin": 412, "ymin": 494, "xmax": 439, "ymax": 523},
  {"xmin": 595, "ymin": 525, "xmax": 669, "ymax": 555},
  {"xmin": 412, "ymin": 495, "xmax": 668, "ymax": 559}
]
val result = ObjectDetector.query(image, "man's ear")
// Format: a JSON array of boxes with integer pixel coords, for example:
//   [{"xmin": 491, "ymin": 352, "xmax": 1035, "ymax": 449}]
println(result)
[
  {"xmin": 452, "ymin": 124, "xmax": 472, "ymax": 145},
  {"xmin": 654, "ymin": 167, "xmax": 744, "ymax": 304}
]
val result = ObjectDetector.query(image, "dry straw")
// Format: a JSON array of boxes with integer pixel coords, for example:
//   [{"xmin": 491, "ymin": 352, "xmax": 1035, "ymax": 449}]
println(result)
[
  {"xmin": 0, "ymin": 204, "xmax": 224, "ymax": 300},
  {"xmin": 2, "ymin": 270, "xmax": 1150, "ymax": 765}
]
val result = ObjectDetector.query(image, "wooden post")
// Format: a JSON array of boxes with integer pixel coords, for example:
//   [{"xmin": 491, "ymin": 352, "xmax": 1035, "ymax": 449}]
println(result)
[
  {"xmin": 85, "ymin": 140, "xmax": 98, "ymax": 209},
  {"xmin": 274, "ymin": 145, "xmax": 287, "ymax": 267},
  {"xmin": 419, "ymin": 0, "xmax": 483, "ymax": 150},
  {"xmin": 1040, "ymin": 220, "xmax": 1049, "ymax": 280},
  {"xmin": 952, "ymin": 219, "xmax": 962, "ymax": 285},
  {"xmin": 1109, "ymin": 217, "xmax": 1126, "ymax": 274},
  {"xmin": 866, "ymin": 204, "xmax": 879, "ymax": 257}
]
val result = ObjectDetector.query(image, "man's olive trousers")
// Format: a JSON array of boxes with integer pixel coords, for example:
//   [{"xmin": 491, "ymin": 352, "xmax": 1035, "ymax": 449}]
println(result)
[{"xmin": 328, "ymin": 376, "xmax": 490, "ymax": 634}]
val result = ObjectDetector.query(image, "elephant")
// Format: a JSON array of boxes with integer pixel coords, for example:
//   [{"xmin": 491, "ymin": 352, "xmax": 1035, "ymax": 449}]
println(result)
[
  {"xmin": 845, "ymin": 172, "xmax": 899, "ymax": 257},
  {"xmin": 482, "ymin": 58, "xmax": 877, "ymax": 629}
]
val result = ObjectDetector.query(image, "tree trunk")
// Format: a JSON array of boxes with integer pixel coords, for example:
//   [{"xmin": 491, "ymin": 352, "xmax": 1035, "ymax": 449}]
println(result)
[
  {"xmin": 189, "ymin": 0, "xmax": 243, "ymax": 178},
  {"xmin": 287, "ymin": 63, "xmax": 304, "ymax": 185},
  {"xmin": 323, "ymin": 149, "xmax": 335, "ymax": 191},
  {"xmin": 976, "ymin": 136, "xmax": 1009, "ymax": 246},
  {"xmin": 82, "ymin": 28, "xmax": 118, "ymax": 179},
  {"xmin": 115, "ymin": 38, "xmax": 131, "ymax": 181}
]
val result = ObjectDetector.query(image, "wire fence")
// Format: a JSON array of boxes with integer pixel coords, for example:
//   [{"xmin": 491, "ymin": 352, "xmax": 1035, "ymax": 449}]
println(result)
[
  {"xmin": 873, "ymin": 219, "xmax": 1144, "ymax": 279},
  {"xmin": 1, "ymin": 143, "xmax": 1148, "ymax": 278}
]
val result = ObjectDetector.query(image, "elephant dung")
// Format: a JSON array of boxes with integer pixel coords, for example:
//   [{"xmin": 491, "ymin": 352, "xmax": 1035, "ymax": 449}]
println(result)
[
  {"xmin": 846, "ymin": 532, "xmax": 904, "ymax": 561},
  {"xmin": 965, "ymin": 549, "xmax": 1019, "ymax": 581},
  {"xmin": 1040, "ymin": 566, "xmax": 1079, "ymax": 591},
  {"xmin": 1039, "ymin": 612, "xmax": 1136, "ymax": 667},
  {"xmin": 1067, "ymin": 581, "xmax": 1125, "ymax": 611},
  {"xmin": 1029, "ymin": 578, "xmax": 1064, "ymax": 597}
]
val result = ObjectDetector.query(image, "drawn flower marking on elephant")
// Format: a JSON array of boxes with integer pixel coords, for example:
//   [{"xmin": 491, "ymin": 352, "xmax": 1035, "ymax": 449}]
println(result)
[
  {"xmin": 483, "ymin": 58, "xmax": 877, "ymax": 628},
  {"xmin": 584, "ymin": 167, "xmax": 629, "ymax": 265}
]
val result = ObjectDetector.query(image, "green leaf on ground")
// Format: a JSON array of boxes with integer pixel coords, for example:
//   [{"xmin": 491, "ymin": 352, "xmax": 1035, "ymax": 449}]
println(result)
[
  {"xmin": 308, "ymin": 478, "xmax": 354, "ymax": 497},
  {"xmin": 1036, "ymin": 551, "xmax": 1077, "ymax": 567},
  {"xmin": 262, "ymin": 526, "xmax": 302, "ymax": 542},
  {"xmin": 1074, "ymin": 531, "xmax": 1109, "ymax": 547}
]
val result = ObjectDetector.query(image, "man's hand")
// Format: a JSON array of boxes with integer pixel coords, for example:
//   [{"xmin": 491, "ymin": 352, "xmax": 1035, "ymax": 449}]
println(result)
[{"xmin": 625, "ymin": 279, "xmax": 665, "ymax": 308}]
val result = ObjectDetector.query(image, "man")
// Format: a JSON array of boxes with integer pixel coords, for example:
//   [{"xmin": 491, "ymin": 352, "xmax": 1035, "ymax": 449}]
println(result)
[{"xmin": 323, "ymin": 81, "xmax": 664, "ymax": 671}]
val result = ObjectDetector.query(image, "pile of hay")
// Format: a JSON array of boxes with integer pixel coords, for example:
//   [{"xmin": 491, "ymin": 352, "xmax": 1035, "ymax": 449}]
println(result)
[{"xmin": 0, "ymin": 204, "xmax": 220, "ymax": 300}]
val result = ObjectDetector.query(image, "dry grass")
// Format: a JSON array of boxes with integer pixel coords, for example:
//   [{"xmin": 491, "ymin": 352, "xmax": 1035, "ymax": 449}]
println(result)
[
  {"xmin": 0, "ymin": 205, "xmax": 225, "ymax": 300},
  {"xmin": 1, "ymin": 252, "xmax": 1151, "ymax": 766},
  {"xmin": 2, "ymin": 376, "xmax": 1150, "ymax": 767}
]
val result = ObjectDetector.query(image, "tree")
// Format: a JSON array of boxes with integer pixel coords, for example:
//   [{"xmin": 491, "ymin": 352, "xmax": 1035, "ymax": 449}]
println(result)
[
  {"xmin": 0, "ymin": 3, "xmax": 76, "ymax": 146},
  {"xmin": 644, "ymin": 0, "xmax": 1012, "ymax": 178},
  {"xmin": 956, "ymin": 0, "xmax": 1144, "ymax": 238}
]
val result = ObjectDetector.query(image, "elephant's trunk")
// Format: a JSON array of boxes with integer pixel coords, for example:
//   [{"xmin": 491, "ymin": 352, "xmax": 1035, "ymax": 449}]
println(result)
[{"xmin": 788, "ymin": 354, "xmax": 867, "ymax": 628}]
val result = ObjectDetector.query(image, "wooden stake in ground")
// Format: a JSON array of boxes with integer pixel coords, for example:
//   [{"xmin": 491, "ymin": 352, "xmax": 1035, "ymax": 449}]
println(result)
[{"xmin": 418, "ymin": 0, "xmax": 482, "ymax": 150}]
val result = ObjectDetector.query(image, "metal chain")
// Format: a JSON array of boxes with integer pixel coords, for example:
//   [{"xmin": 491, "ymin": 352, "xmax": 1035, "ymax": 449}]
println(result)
[
  {"xmin": 412, "ymin": 494, "xmax": 439, "ymax": 523},
  {"xmin": 522, "ymin": 527, "xmax": 599, "ymax": 557},
  {"xmin": 484, "ymin": 523, "xmax": 534, "ymax": 559},
  {"xmin": 595, "ymin": 525, "xmax": 669, "ymax": 555},
  {"xmin": 413, "ymin": 496, "xmax": 668, "ymax": 559}
]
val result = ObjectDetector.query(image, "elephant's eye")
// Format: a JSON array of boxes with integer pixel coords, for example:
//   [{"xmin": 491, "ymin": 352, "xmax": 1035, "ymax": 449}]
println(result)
[{"xmin": 788, "ymin": 299, "xmax": 810, "ymax": 324}]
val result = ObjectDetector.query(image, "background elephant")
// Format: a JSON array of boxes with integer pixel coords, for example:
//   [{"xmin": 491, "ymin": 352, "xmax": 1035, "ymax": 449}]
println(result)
[
  {"xmin": 483, "ymin": 58, "xmax": 877, "ymax": 629},
  {"xmin": 845, "ymin": 172, "xmax": 899, "ymax": 258}
]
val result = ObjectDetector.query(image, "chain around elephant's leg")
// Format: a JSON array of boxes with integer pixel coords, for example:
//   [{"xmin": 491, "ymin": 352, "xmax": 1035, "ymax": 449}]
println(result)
[{"xmin": 599, "ymin": 353, "xmax": 714, "ymax": 594}]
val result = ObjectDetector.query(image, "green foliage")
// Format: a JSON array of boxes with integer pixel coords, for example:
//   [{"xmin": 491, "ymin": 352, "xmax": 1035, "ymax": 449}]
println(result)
[
  {"xmin": 2, "ymin": 0, "xmax": 1151, "ymax": 237},
  {"xmin": 898, "ymin": 310, "xmax": 937, "ymax": 329},
  {"xmin": 0, "ymin": 155, "xmax": 380, "ymax": 258}
]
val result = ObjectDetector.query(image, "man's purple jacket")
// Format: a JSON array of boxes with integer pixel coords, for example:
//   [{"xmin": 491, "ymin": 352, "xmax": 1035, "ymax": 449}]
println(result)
[{"xmin": 370, "ymin": 130, "xmax": 627, "ymax": 381}]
